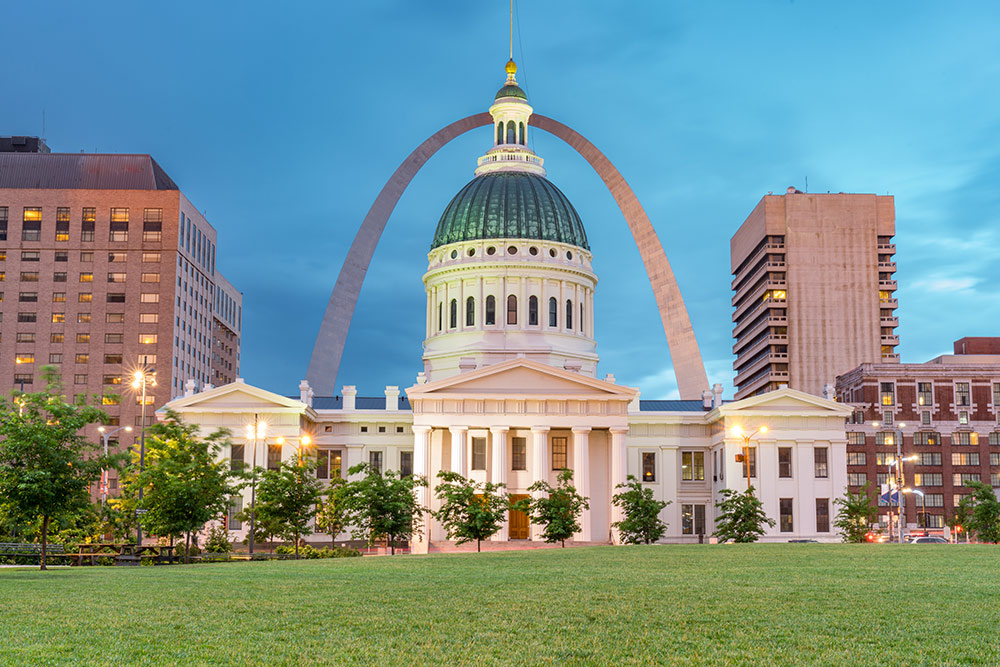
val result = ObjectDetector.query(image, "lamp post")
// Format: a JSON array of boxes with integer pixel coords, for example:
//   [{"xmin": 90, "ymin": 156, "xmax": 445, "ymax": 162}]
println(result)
[
  {"xmin": 246, "ymin": 415, "xmax": 267, "ymax": 555},
  {"xmin": 131, "ymin": 368, "xmax": 156, "ymax": 546},
  {"xmin": 873, "ymin": 420, "xmax": 919, "ymax": 543},
  {"xmin": 731, "ymin": 425, "xmax": 768, "ymax": 493},
  {"xmin": 97, "ymin": 425, "xmax": 133, "ymax": 506},
  {"xmin": 904, "ymin": 488, "xmax": 925, "ymax": 536}
]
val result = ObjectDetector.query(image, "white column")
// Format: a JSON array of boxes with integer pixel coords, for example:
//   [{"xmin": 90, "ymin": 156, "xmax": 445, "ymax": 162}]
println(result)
[
  {"xmin": 491, "ymin": 426, "xmax": 510, "ymax": 541},
  {"xmin": 530, "ymin": 426, "xmax": 550, "ymax": 541},
  {"xmin": 411, "ymin": 425, "xmax": 432, "ymax": 555},
  {"xmin": 572, "ymin": 426, "xmax": 592, "ymax": 542},
  {"xmin": 609, "ymin": 426, "xmax": 629, "ymax": 544},
  {"xmin": 449, "ymin": 426, "xmax": 468, "ymax": 477}
]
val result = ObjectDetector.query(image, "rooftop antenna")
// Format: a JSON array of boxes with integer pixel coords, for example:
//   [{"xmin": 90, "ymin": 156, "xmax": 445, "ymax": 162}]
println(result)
[
  {"xmin": 804, "ymin": 175, "xmax": 808, "ymax": 193},
  {"xmin": 42, "ymin": 110, "xmax": 46, "ymax": 141},
  {"xmin": 509, "ymin": 0, "xmax": 514, "ymax": 60}
]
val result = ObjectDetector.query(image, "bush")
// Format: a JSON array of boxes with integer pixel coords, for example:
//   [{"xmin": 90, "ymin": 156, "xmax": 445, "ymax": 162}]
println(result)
[
  {"xmin": 203, "ymin": 524, "xmax": 233, "ymax": 553},
  {"xmin": 274, "ymin": 544, "xmax": 361, "ymax": 559}
]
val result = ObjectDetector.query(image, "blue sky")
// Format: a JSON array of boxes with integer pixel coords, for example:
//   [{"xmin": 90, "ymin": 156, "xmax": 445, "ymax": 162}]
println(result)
[{"xmin": 6, "ymin": 1, "xmax": 999, "ymax": 398}]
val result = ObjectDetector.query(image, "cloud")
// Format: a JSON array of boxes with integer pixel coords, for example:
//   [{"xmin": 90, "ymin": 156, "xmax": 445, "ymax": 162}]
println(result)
[
  {"xmin": 629, "ymin": 358, "xmax": 734, "ymax": 401},
  {"xmin": 910, "ymin": 276, "xmax": 979, "ymax": 293}
]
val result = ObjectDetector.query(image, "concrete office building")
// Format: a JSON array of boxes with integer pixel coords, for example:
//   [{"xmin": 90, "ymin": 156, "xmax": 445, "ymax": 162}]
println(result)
[
  {"xmin": 0, "ymin": 138, "xmax": 242, "ymax": 477},
  {"xmin": 731, "ymin": 188, "xmax": 899, "ymax": 399},
  {"xmin": 211, "ymin": 272, "xmax": 242, "ymax": 386}
]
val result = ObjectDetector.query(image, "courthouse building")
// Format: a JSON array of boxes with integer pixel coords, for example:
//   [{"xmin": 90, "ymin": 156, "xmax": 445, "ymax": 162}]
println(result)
[{"xmin": 165, "ymin": 61, "xmax": 851, "ymax": 549}]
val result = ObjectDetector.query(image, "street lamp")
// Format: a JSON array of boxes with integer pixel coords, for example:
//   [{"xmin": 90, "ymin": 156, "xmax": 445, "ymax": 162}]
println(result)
[
  {"xmin": 131, "ymin": 367, "xmax": 156, "ymax": 546},
  {"xmin": 246, "ymin": 416, "xmax": 267, "ymax": 555},
  {"xmin": 874, "ymin": 420, "xmax": 918, "ymax": 543},
  {"xmin": 731, "ymin": 425, "xmax": 768, "ymax": 493},
  {"xmin": 904, "ymin": 488, "xmax": 925, "ymax": 536},
  {"xmin": 96, "ymin": 425, "xmax": 133, "ymax": 506},
  {"xmin": 13, "ymin": 357, "xmax": 27, "ymax": 394}
]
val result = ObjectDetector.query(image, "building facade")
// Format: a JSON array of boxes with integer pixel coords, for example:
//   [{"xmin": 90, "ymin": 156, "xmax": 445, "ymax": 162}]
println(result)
[
  {"xmin": 731, "ymin": 189, "xmax": 899, "ymax": 399},
  {"xmin": 211, "ymin": 272, "xmax": 242, "ymax": 386},
  {"xmin": 837, "ymin": 339, "xmax": 1000, "ymax": 532},
  {"xmin": 0, "ymin": 141, "xmax": 242, "ymax": 482}
]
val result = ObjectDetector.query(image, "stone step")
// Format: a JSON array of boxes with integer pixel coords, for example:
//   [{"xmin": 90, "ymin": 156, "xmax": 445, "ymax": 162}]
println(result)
[{"xmin": 429, "ymin": 540, "xmax": 610, "ymax": 553}]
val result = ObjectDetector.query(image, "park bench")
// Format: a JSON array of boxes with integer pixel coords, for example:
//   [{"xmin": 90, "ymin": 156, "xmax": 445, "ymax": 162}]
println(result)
[{"xmin": 0, "ymin": 543, "xmax": 67, "ymax": 562}]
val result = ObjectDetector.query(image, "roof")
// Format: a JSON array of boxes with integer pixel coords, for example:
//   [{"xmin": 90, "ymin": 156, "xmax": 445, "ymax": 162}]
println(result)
[
  {"xmin": 495, "ymin": 83, "xmax": 527, "ymax": 101},
  {"xmin": 0, "ymin": 153, "xmax": 179, "ymax": 190},
  {"xmin": 431, "ymin": 171, "xmax": 589, "ymax": 250},
  {"xmin": 300, "ymin": 396, "xmax": 413, "ymax": 411},
  {"xmin": 638, "ymin": 400, "xmax": 710, "ymax": 412}
]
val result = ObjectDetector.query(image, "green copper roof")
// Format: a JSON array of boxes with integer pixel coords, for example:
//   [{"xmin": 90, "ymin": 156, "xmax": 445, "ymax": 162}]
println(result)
[
  {"xmin": 431, "ymin": 172, "xmax": 589, "ymax": 250},
  {"xmin": 494, "ymin": 84, "xmax": 527, "ymax": 101}
]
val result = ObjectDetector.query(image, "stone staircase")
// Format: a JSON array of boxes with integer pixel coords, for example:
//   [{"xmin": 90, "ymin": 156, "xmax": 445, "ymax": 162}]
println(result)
[{"xmin": 428, "ymin": 540, "xmax": 610, "ymax": 553}]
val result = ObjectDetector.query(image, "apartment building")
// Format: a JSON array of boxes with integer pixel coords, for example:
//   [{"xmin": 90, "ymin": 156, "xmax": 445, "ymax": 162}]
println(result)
[
  {"xmin": 837, "ymin": 338, "xmax": 1000, "ymax": 531},
  {"xmin": 0, "ymin": 138, "xmax": 242, "ymax": 468},
  {"xmin": 731, "ymin": 188, "xmax": 899, "ymax": 399},
  {"xmin": 211, "ymin": 272, "xmax": 242, "ymax": 386}
]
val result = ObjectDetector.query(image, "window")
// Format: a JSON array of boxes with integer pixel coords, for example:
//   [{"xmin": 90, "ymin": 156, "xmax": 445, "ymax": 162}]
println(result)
[
  {"xmin": 565, "ymin": 299, "xmax": 573, "ymax": 329},
  {"xmin": 954, "ymin": 473, "xmax": 980, "ymax": 486},
  {"xmin": 512, "ymin": 437, "xmax": 527, "ymax": 470},
  {"xmin": 108, "ymin": 252, "xmax": 127, "ymax": 263},
  {"xmin": 551, "ymin": 437, "xmax": 567, "ymax": 470},
  {"xmin": 139, "ymin": 313, "xmax": 158, "ymax": 323},
  {"xmin": 877, "ymin": 473, "xmax": 890, "ymax": 486},
  {"xmin": 108, "ymin": 272, "xmax": 126, "ymax": 283},
  {"xmin": 875, "ymin": 452, "xmax": 893, "ymax": 465},
  {"xmin": 548, "ymin": 297, "xmax": 557, "ymax": 327},
  {"xmin": 882, "ymin": 411, "xmax": 894, "ymax": 426},
  {"xmin": 471, "ymin": 437, "xmax": 487, "ymax": 470},
  {"xmin": 506, "ymin": 294, "xmax": 517, "ymax": 325},
  {"xmin": 816, "ymin": 499, "xmax": 830, "ymax": 532},
  {"xmin": 14, "ymin": 373, "xmax": 33, "ymax": 387},
  {"xmin": 15, "ymin": 353, "xmax": 35, "ymax": 364},
  {"xmin": 880, "ymin": 382, "xmax": 895, "ymax": 406},
  {"xmin": 107, "ymin": 293, "xmax": 126, "ymax": 304},
  {"xmin": 952, "ymin": 432, "xmax": 977, "ymax": 446},
  {"xmin": 106, "ymin": 313, "xmax": 125, "ymax": 323},
  {"xmin": 140, "ymin": 272, "xmax": 159, "ymax": 284},
  {"xmin": 778, "ymin": 447, "xmax": 792, "ymax": 478},
  {"xmin": 847, "ymin": 452, "xmax": 867, "ymax": 466},
  {"xmin": 316, "ymin": 449, "xmax": 330, "ymax": 479},
  {"xmin": 466, "ymin": 296, "xmax": 475, "ymax": 326},
  {"xmin": 681, "ymin": 451, "xmax": 704, "ymax": 481},
  {"xmin": 78, "ymin": 313, "xmax": 91, "ymax": 323},
  {"xmin": 78, "ymin": 293, "xmax": 92, "ymax": 303},
  {"xmin": 55, "ymin": 251, "xmax": 68, "ymax": 262},
  {"xmin": 642, "ymin": 452, "xmax": 656, "ymax": 482},
  {"xmin": 913, "ymin": 473, "xmax": 942, "ymax": 487},
  {"xmin": 52, "ymin": 333, "xmax": 65, "ymax": 343},
  {"xmin": 992, "ymin": 433, "xmax": 1000, "ymax": 446},
  {"xmin": 143, "ymin": 208, "xmax": 162, "ymax": 241},
  {"xmin": 227, "ymin": 497, "xmax": 243, "ymax": 531},
  {"xmin": 267, "ymin": 444, "xmax": 282, "ymax": 471},
  {"xmin": 875, "ymin": 431, "xmax": 895, "ymax": 446},
  {"xmin": 397, "ymin": 451, "xmax": 413, "ymax": 478},
  {"xmin": 21, "ymin": 251, "xmax": 40, "ymax": 262},
  {"xmin": 528, "ymin": 295, "xmax": 538, "ymax": 325},
  {"xmin": 921, "ymin": 411, "xmax": 931, "ymax": 426},
  {"xmin": 110, "ymin": 208, "xmax": 129, "ymax": 242},
  {"xmin": 741, "ymin": 447, "xmax": 757, "ymax": 478},
  {"xmin": 959, "ymin": 411, "xmax": 969, "ymax": 425},
  {"xmin": 779, "ymin": 498, "xmax": 793, "ymax": 532},
  {"xmin": 142, "ymin": 252, "xmax": 161, "ymax": 263},
  {"xmin": 104, "ymin": 354, "xmax": 123, "ymax": 365},
  {"xmin": 73, "ymin": 374, "xmax": 87, "ymax": 384},
  {"xmin": 55, "ymin": 208, "xmax": 70, "ymax": 240},
  {"xmin": 814, "ymin": 447, "xmax": 829, "ymax": 478},
  {"xmin": 20, "ymin": 271, "xmax": 39, "ymax": 282},
  {"xmin": 0, "ymin": 206, "xmax": 6, "ymax": 240},
  {"xmin": 18, "ymin": 312, "xmax": 38, "ymax": 323},
  {"xmin": 22, "ymin": 207, "xmax": 42, "ymax": 241},
  {"xmin": 105, "ymin": 333, "xmax": 124, "ymax": 344},
  {"xmin": 847, "ymin": 432, "xmax": 866, "ymax": 446},
  {"xmin": 992, "ymin": 452, "xmax": 1000, "ymax": 466},
  {"xmin": 139, "ymin": 334, "xmax": 157, "ymax": 344},
  {"xmin": 49, "ymin": 353, "xmax": 62, "ymax": 364},
  {"xmin": 956, "ymin": 382, "xmax": 970, "ymax": 407},
  {"xmin": 449, "ymin": 298, "xmax": 457, "ymax": 329},
  {"xmin": 848, "ymin": 472, "xmax": 868, "ymax": 486},
  {"xmin": 921, "ymin": 494, "xmax": 944, "ymax": 508},
  {"xmin": 368, "ymin": 451, "xmax": 383, "ymax": 474},
  {"xmin": 76, "ymin": 333, "xmax": 90, "ymax": 344},
  {"xmin": 917, "ymin": 452, "xmax": 942, "ymax": 466},
  {"xmin": 994, "ymin": 383, "xmax": 1000, "ymax": 408},
  {"xmin": 681, "ymin": 504, "xmax": 706, "ymax": 535},
  {"xmin": 140, "ymin": 293, "xmax": 159, "ymax": 303},
  {"xmin": 103, "ymin": 374, "xmax": 121, "ymax": 385},
  {"xmin": 79, "ymin": 272, "xmax": 93, "ymax": 283},
  {"xmin": 19, "ymin": 292, "xmax": 38, "ymax": 303},
  {"xmin": 485, "ymin": 295, "xmax": 496, "ymax": 325},
  {"xmin": 918, "ymin": 382, "xmax": 933, "ymax": 406},
  {"xmin": 52, "ymin": 292, "xmax": 66, "ymax": 302},
  {"xmin": 952, "ymin": 452, "xmax": 980, "ymax": 467},
  {"xmin": 914, "ymin": 431, "xmax": 940, "ymax": 446}
]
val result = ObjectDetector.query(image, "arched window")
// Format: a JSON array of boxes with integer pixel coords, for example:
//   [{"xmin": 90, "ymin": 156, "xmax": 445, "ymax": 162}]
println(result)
[
  {"xmin": 566, "ymin": 299, "xmax": 573, "ymax": 329},
  {"xmin": 528, "ymin": 295, "xmax": 538, "ymax": 325},
  {"xmin": 519, "ymin": 122, "xmax": 525, "ymax": 145},
  {"xmin": 580, "ymin": 302, "xmax": 585, "ymax": 332},
  {"xmin": 466, "ymin": 296, "xmax": 475, "ymax": 326},
  {"xmin": 437, "ymin": 302, "xmax": 443, "ymax": 332},
  {"xmin": 497, "ymin": 122, "xmax": 503, "ymax": 145},
  {"xmin": 507, "ymin": 294, "xmax": 518, "ymax": 325},
  {"xmin": 449, "ymin": 299, "xmax": 457, "ymax": 329},
  {"xmin": 485, "ymin": 295, "xmax": 496, "ymax": 325},
  {"xmin": 548, "ymin": 297, "xmax": 557, "ymax": 327},
  {"xmin": 506, "ymin": 120, "xmax": 516, "ymax": 144}
]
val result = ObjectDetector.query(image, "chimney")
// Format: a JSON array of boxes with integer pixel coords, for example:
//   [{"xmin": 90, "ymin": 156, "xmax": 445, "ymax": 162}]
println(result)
[
  {"xmin": 604, "ymin": 373, "xmax": 616, "ymax": 384},
  {"xmin": 702, "ymin": 390, "xmax": 713, "ymax": 409},
  {"xmin": 342, "ymin": 385, "xmax": 357, "ymax": 411},
  {"xmin": 628, "ymin": 390, "xmax": 641, "ymax": 413},
  {"xmin": 416, "ymin": 372, "xmax": 427, "ymax": 385},
  {"xmin": 823, "ymin": 383, "xmax": 835, "ymax": 401},
  {"xmin": 384, "ymin": 385, "xmax": 400, "ymax": 411},
  {"xmin": 712, "ymin": 383, "xmax": 724, "ymax": 408},
  {"xmin": 458, "ymin": 357, "xmax": 477, "ymax": 373},
  {"xmin": 204, "ymin": 383, "xmax": 214, "ymax": 391},
  {"xmin": 235, "ymin": 377, "xmax": 245, "ymax": 383},
  {"xmin": 299, "ymin": 379, "xmax": 313, "ymax": 407},
  {"xmin": 184, "ymin": 379, "xmax": 196, "ymax": 397}
]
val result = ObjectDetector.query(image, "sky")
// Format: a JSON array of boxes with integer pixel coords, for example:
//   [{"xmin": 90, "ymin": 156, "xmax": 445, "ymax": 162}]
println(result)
[{"xmin": 5, "ymin": 1, "xmax": 999, "ymax": 399}]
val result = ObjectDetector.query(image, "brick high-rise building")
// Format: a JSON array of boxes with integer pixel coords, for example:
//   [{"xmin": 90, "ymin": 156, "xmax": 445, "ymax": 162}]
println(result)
[
  {"xmin": 731, "ymin": 188, "xmax": 899, "ymax": 399},
  {"xmin": 0, "ymin": 138, "xmax": 242, "ymax": 470}
]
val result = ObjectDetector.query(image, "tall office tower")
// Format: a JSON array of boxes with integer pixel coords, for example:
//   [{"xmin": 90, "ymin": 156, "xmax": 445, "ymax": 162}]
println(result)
[
  {"xmin": 731, "ymin": 188, "xmax": 898, "ymax": 399},
  {"xmin": 211, "ymin": 273, "xmax": 242, "ymax": 386},
  {"xmin": 0, "ymin": 138, "xmax": 241, "ymax": 467}
]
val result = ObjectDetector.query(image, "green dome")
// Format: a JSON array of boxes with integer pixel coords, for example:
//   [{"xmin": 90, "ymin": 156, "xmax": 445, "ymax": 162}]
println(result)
[
  {"xmin": 494, "ymin": 84, "xmax": 527, "ymax": 101},
  {"xmin": 431, "ymin": 172, "xmax": 589, "ymax": 250}
]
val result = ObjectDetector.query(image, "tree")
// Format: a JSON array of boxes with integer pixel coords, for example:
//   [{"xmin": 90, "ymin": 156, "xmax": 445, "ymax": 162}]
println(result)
[
  {"xmin": 611, "ymin": 474, "xmax": 669, "ymax": 544},
  {"xmin": 833, "ymin": 483, "xmax": 879, "ymax": 543},
  {"xmin": 713, "ymin": 487, "xmax": 775, "ymax": 543},
  {"xmin": 957, "ymin": 481, "xmax": 1000, "ymax": 544},
  {"xmin": 0, "ymin": 367, "xmax": 108, "ymax": 570},
  {"xmin": 946, "ymin": 503, "xmax": 972, "ymax": 543},
  {"xmin": 116, "ymin": 410, "xmax": 239, "ymax": 562},
  {"xmin": 432, "ymin": 471, "xmax": 510, "ymax": 552},
  {"xmin": 252, "ymin": 457, "xmax": 325, "ymax": 556},
  {"xmin": 516, "ymin": 468, "xmax": 589, "ymax": 547},
  {"xmin": 340, "ymin": 462, "xmax": 426, "ymax": 554},
  {"xmin": 314, "ymin": 476, "xmax": 347, "ymax": 541}
]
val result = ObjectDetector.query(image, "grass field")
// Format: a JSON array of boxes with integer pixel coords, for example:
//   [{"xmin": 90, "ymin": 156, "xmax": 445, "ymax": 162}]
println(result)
[{"xmin": 2, "ymin": 544, "xmax": 998, "ymax": 665}]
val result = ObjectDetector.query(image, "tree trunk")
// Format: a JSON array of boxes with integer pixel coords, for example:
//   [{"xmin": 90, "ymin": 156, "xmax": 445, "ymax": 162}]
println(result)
[
  {"xmin": 561, "ymin": 538, "xmax": 565, "ymax": 548},
  {"xmin": 294, "ymin": 532, "xmax": 300, "ymax": 558},
  {"xmin": 477, "ymin": 538, "xmax": 481, "ymax": 553},
  {"xmin": 40, "ymin": 515, "xmax": 49, "ymax": 571},
  {"xmin": 169, "ymin": 535, "xmax": 175, "ymax": 564},
  {"xmin": 390, "ymin": 533, "xmax": 395, "ymax": 555},
  {"xmin": 185, "ymin": 532, "xmax": 191, "ymax": 564}
]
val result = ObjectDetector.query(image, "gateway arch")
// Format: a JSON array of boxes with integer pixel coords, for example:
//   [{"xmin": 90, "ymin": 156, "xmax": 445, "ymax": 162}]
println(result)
[{"xmin": 306, "ymin": 112, "xmax": 710, "ymax": 400}]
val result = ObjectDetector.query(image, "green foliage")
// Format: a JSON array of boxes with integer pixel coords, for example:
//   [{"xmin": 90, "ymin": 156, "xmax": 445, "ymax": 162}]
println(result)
[
  {"xmin": 945, "ymin": 503, "xmax": 972, "ymax": 543},
  {"xmin": 713, "ymin": 487, "xmax": 775, "ymax": 543},
  {"xmin": 0, "ymin": 366, "xmax": 109, "ymax": 569},
  {"xmin": 833, "ymin": 483, "xmax": 879, "ymax": 543},
  {"xmin": 611, "ymin": 474, "xmax": 669, "ymax": 544},
  {"xmin": 957, "ymin": 481, "xmax": 1000, "ymax": 544},
  {"xmin": 274, "ymin": 543, "xmax": 361, "ymax": 559},
  {"xmin": 340, "ymin": 462, "xmax": 427, "ymax": 554},
  {"xmin": 432, "ymin": 471, "xmax": 510, "ymax": 552},
  {"xmin": 115, "ymin": 410, "xmax": 240, "ymax": 562},
  {"xmin": 252, "ymin": 457, "xmax": 325, "ymax": 556},
  {"xmin": 203, "ymin": 523, "xmax": 233, "ymax": 553},
  {"xmin": 516, "ymin": 468, "xmax": 589, "ymax": 547},
  {"xmin": 314, "ymin": 476, "xmax": 347, "ymax": 539}
]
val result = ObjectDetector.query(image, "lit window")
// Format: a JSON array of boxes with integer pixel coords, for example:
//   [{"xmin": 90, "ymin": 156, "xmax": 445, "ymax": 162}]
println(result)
[
  {"xmin": 107, "ymin": 272, "xmax": 126, "ymax": 283},
  {"xmin": 642, "ymin": 452, "xmax": 656, "ymax": 482},
  {"xmin": 51, "ymin": 312, "xmax": 65, "ymax": 323},
  {"xmin": 140, "ymin": 293, "xmax": 159, "ymax": 303},
  {"xmin": 142, "ymin": 252, "xmax": 161, "ymax": 263},
  {"xmin": 681, "ymin": 504, "xmax": 706, "ymax": 535},
  {"xmin": 141, "ymin": 272, "xmax": 160, "ymax": 283},
  {"xmin": 77, "ymin": 313, "xmax": 91, "ymax": 323},
  {"xmin": 15, "ymin": 353, "xmax": 34, "ymax": 364},
  {"xmin": 551, "ymin": 437, "xmax": 567, "ymax": 470},
  {"xmin": 139, "ymin": 313, "xmax": 158, "ymax": 323},
  {"xmin": 139, "ymin": 334, "xmax": 157, "ymax": 344},
  {"xmin": 79, "ymin": 273, "xmax": 93, "ymax": 283},
  {"xmin": 681, "ymin": 451, "xmax": 704, "ymax": 481},
  {"xmin": 880, "ymin": 382, "xmax": 895, "ymax": 405}
]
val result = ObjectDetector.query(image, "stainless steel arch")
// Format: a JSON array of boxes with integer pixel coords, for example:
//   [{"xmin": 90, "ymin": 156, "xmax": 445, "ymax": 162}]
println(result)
[{"xmin": 307, "ymin": 113, "xmax": 710, "ymax": 399}]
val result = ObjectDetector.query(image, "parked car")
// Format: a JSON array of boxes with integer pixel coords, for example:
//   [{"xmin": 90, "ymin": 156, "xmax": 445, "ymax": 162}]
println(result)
[{"xmin": 909, "ymin": 536, "xmax": 948, "ymax": 544}]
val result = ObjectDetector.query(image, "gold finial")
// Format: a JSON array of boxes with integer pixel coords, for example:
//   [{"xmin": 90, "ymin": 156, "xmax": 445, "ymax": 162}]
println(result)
[{"xmin": 505, "ymin": 59, "xmax": 517, "ymax": 76}]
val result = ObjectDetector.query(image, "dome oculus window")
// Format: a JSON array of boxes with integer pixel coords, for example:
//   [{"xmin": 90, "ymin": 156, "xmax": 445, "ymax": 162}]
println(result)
[
  {"xmin": 566, "ymin": 251, "xmax": 573, "ymax": 260},
  {"xmin": 507, "ymin": 245, "xmax": 517, "ymax": 255},
  {"xmin": 529, "ymin": 246, "xmax": 538, "ymax": 256},
  {"xmin": 548, "ymin": 248, "xmax": 557, "ymax": 257},
  {"xmin": 450, "ymin": 250, "xmax": 458, "ymax": 259},
  {"xmin": 467, "ymin": 248, "xmax": 476, "ymax": 257},
  {"xmin": 486, "ymin": 246, "xmax": 496, "ymax": 256}
]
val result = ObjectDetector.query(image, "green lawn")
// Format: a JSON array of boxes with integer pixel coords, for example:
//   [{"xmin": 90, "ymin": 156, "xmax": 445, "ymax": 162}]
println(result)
[{"xmin": 1, "ymin": 544, "xmax": 998, "ymax": 665}]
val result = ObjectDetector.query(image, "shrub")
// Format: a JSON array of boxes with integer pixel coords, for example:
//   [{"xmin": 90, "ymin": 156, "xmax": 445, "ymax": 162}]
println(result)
[{"xmin": 203, "ymin": 524, "xmax": 233, "ymax": 553}]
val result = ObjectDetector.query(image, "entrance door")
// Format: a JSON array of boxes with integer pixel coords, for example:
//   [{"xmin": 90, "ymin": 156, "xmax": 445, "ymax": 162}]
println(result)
[{"xmin": 509, "ymin": 494, "xmax": 529, "ymax": 540}]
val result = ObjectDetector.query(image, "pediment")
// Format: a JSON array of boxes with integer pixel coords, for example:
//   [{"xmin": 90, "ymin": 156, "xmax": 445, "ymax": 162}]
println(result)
[
  {"xmin": 161, "ymin": 381, "xmax": 307, "ymax": 413},
  {"xmin": 408, "ymin": 358, "xmax": 637, "ymax": 400},
  {"xmin": 718, "ymin": 388, "xmax": 852, "ymax": 417}
]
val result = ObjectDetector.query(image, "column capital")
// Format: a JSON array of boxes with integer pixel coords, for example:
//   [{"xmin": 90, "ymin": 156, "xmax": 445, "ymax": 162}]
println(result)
[
  {"xmin": 448, "ymin": 425, "xmax": 468, "ymax": 435},
  {"xmin": 610, "ymin": 426, "xmax": 630, "ymax": 435},
  {"xmin": 411, "ymin": 425, "xmax": 432, "ymax": 435},
  {"xmin": 571, "ymin": 426, "xmax": 592, "ymax": 434},
  {"xmin": 531, "ymin": 426, "xmax": 551, "ymax": 434},
  {"xmin": 489, "ymin": 425, "xmax": 509, "ymax": 435}
]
